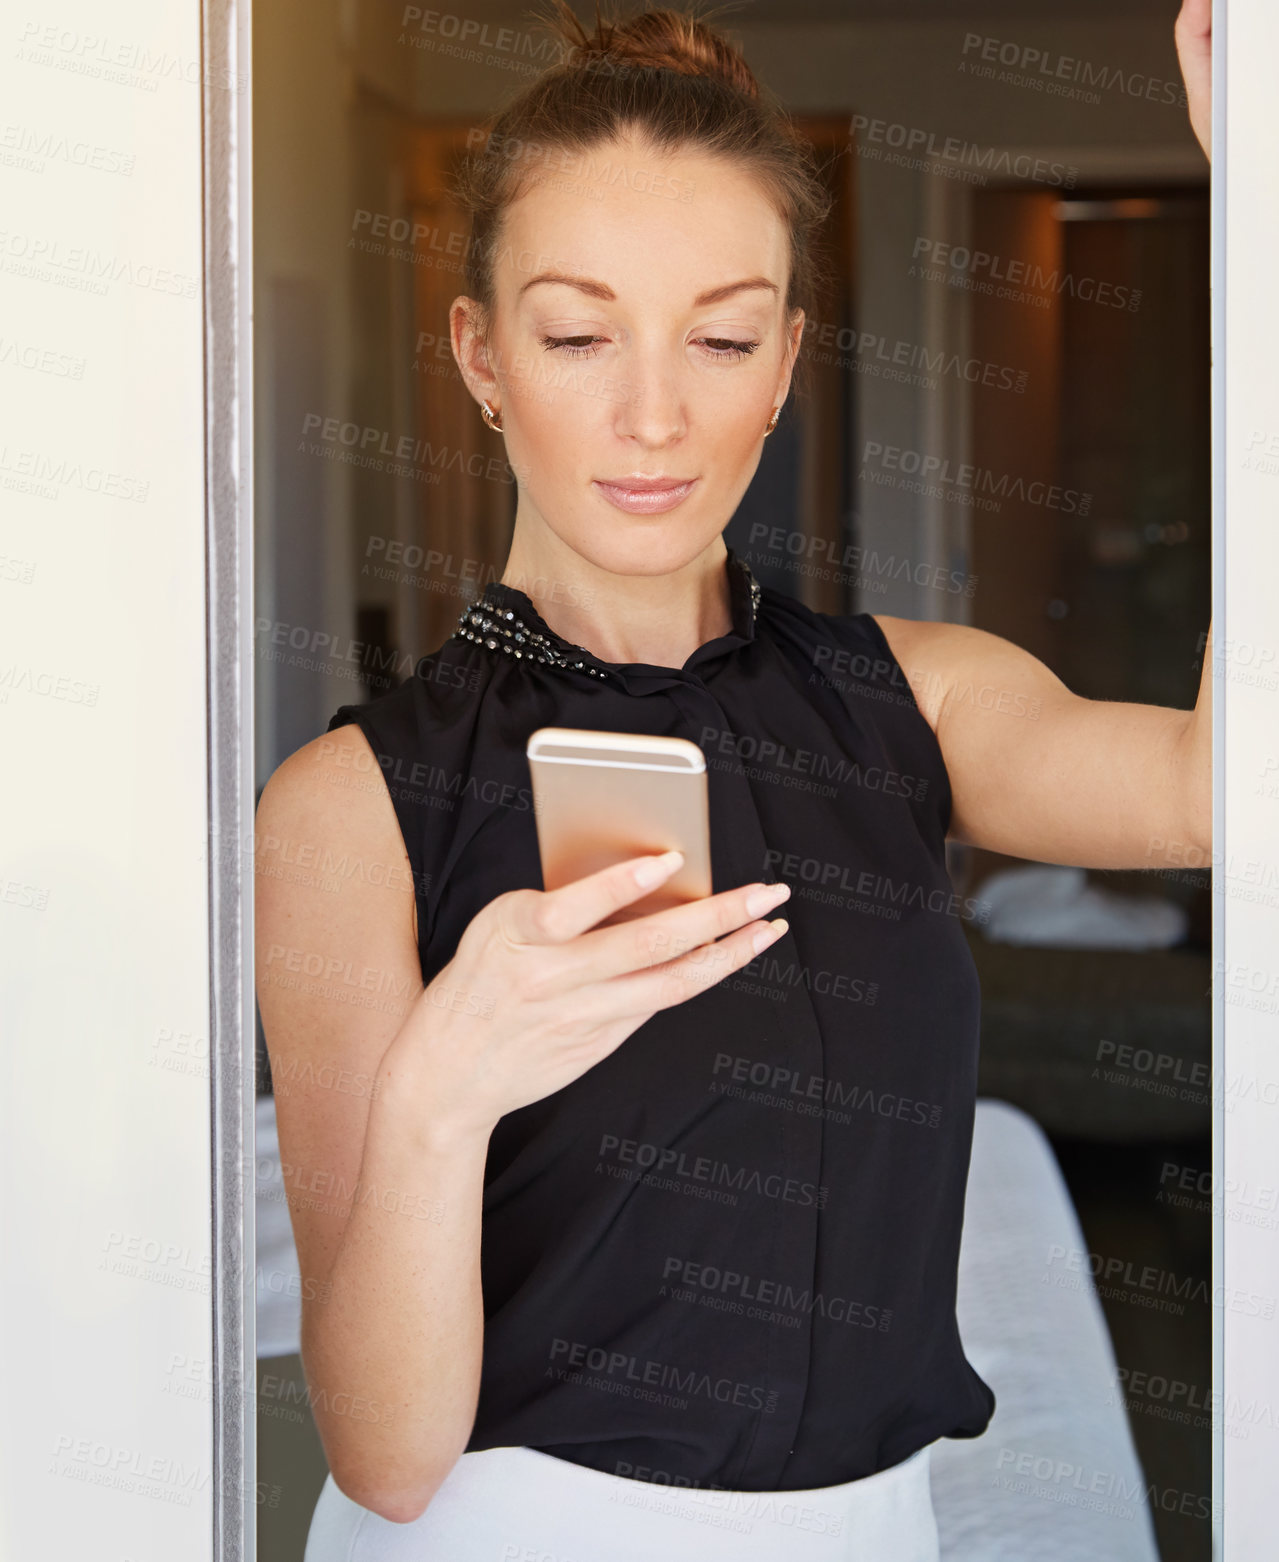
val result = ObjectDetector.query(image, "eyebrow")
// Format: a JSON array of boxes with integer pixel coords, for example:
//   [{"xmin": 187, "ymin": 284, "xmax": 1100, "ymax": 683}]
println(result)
[{"xmin": 518, "ymin": 273, "xmax": 780, "ymax": 308}]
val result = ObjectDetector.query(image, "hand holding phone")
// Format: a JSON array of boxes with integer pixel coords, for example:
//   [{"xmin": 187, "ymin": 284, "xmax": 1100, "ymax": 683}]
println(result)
[{"xmin": 389, "ymin": 848, "xmax": 792, "ymax": 1139}]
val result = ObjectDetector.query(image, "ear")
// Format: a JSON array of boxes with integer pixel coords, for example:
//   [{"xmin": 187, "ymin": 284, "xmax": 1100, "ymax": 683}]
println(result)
[
  {"xmin": 775, "ymin": 306, "xmax": 806, "ymax": 405},
  {"xmin": 450, "ymin": 296, "xmax": 501, "ymax": 408}
]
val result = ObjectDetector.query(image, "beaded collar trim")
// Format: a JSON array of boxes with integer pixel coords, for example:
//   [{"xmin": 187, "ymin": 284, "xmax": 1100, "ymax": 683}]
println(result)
[{"xmin": 450, "ymin": 554, "xmax": 762, "ymax": 680}]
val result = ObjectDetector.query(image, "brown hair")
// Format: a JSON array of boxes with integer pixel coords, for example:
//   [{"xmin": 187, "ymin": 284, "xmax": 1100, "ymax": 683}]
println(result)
[{"xmin": 449, "ymin": 1, "xmax": 835, "ymax": 400}]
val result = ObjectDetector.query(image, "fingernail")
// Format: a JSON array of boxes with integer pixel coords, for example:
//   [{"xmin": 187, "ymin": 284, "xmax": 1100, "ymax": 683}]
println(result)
[
  {"xmin": 634, "ymin": 849, "xmax": 683, "ymax": 888},
  {"xmin": 745, "ymin": 881, "xmax": 791, "ymax": 918},
  {"xmin": 752, "ymin": 918, "xmax": 788, "ymax": 953}
]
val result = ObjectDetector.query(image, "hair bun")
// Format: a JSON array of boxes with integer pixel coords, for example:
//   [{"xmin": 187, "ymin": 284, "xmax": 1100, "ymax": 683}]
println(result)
[{"xmin": 543, "ymin": 2, "xmax": 760, "ymax": 101}]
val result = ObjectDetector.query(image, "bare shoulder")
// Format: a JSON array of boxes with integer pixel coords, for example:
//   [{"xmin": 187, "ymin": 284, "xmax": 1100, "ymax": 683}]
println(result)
[
  {"xmin": 255, "ymin": 721, "xmax": 419, "ymax": 954},
  {"xmin": 254, "ymin": 722, "xmax": 423, "ymax": 1299},
  {"xmin": 258, "ymin": 721, "xmax": 390, "ymax": 836},
  {"xmin": 864, "ymin": 613, "xmax": 964, "ymax": 734},
  {"xmin": 867, "ymin": 613, "xmax": 1070, "ymax": 740}
]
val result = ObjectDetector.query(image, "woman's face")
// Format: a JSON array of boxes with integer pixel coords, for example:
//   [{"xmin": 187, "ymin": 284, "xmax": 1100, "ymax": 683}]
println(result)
[{"xmin": 455, "ymin": 133, "xmax": 804, "ymax": 580}]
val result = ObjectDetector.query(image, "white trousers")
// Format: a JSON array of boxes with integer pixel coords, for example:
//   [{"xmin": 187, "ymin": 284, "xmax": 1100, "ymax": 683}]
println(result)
[{"xmin": 304, "ymin": 1442, "xmax": 940, "ymax": 1562}]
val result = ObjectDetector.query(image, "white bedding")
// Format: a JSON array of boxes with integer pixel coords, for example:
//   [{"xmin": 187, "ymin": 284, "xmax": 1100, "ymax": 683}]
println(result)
[
  {"xmin": 255, "ymin": 1091, "xmax": 306, "ymax": 1359},
  {"xmin": 931, "ymin": 1099, "xmax": 1160, "ymax": 1558}
]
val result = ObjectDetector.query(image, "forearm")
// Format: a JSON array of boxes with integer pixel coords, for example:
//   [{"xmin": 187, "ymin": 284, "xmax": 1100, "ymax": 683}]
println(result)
[{"xmin": 300, "ymin": 1047, "xmax": 493, "ymax": 1523}]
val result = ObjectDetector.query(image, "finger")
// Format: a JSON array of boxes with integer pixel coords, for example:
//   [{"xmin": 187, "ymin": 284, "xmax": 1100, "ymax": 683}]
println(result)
[
  {"xmin": 603, "ymin": 912, "xmax": 790, "ymax": 1020},
  {"xmin": 549, "ymin": 874, "xmax": 793, "ymax": 989},
  {"xmin": 503, "ymin": 848, "xmax": 687, "ymax": 946}
]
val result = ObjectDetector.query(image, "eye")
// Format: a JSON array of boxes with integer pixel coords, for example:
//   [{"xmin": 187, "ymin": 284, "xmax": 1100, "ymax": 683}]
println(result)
[
  {"xmin": 697, "ymin": 338, "xmax": 760, "ymax": 362},
  {"xmin": 538, "ymin": 334, "xmax": 761, "ymax": 363},
  {"xmin": 539, "ymin": 335, "xmax": 603, "ymax": 358}
]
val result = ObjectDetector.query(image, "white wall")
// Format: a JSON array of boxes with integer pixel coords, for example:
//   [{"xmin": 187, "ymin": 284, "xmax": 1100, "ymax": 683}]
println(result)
[
  {"xmin": 1219, "ymin": 3, "xmax": 1279, "ymax": 1552},
  {"xmin": 0, "ymin": 2, "xmax": 213, "ymax": 1556}
]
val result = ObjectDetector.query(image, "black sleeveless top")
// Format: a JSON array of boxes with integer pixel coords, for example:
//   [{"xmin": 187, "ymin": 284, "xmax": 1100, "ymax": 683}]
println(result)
[{"xmin": 326, "ymin": 545, "xmax": 996, "ymax": 1492}]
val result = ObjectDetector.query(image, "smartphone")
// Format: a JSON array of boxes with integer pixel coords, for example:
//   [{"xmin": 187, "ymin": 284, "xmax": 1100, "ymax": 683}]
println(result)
[{"xmin": 526, "ymin": 726, "xmax": 712, "ymax": 927}]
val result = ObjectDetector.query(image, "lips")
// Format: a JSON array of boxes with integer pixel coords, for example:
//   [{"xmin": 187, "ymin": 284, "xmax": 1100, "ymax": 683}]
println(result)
[
  {"xmin": 597, "ymin": 476, "xmax": 694, "ymax": 491},
  {"xmin": 592, "ymin": 476, "xmax": 699, "ymax": 515}
]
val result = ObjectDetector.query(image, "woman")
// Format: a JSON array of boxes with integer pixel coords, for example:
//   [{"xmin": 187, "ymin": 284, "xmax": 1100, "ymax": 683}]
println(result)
[{"xmin": 256, "ymin": 3, "xmax": 1213, "ymax": 1558}]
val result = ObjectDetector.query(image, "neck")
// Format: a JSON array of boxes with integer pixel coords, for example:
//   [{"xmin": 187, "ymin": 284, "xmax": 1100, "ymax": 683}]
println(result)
[{"xmin": 498, "ymin": 527, "xmax": 734, "ymax": 667}]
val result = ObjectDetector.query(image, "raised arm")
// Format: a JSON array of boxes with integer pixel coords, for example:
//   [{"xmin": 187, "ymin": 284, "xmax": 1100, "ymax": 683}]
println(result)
[
  {"xmin": 1175, "ymin": 0, "xmax": 1212, "ymax": 162},
  {"xmin": 860, "ymin": 3, "xmax": 1216, "ymax": 874},
  {"xmin": 870, "ymin": 614, "xmax": 1211, "ymax": 872}
]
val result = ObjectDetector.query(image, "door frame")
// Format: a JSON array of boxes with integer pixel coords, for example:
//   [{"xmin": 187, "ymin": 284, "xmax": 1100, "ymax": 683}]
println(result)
[{"xmin": 202, "ymin": 5, "xmax": 1279, "ymax": 1558}]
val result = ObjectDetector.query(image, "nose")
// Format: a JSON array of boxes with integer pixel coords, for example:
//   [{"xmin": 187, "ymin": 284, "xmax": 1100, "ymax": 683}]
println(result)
[{"xmin": 611, "ymin": 346, "xmax": 687, "ymax": 448}]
